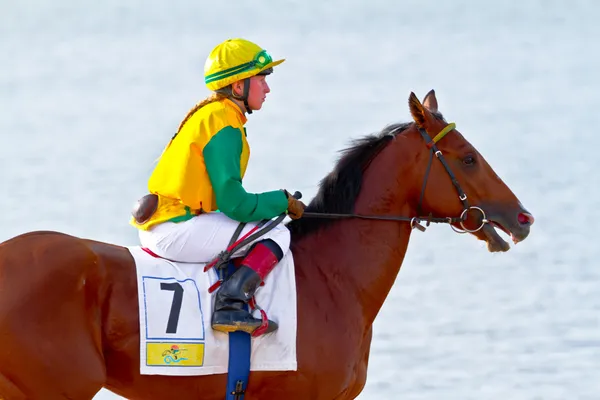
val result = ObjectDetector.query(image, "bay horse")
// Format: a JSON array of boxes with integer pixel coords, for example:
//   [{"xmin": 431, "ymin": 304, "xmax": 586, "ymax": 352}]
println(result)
[{"xmin": 0, "ymin": 91, "xmax": 533, "ymax": 400}]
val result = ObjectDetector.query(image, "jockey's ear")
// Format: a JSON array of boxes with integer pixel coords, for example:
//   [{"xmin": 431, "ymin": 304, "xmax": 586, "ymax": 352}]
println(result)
[
  {"xmin": 422, "ymin": 89, "xmax": 438, "ymax": 113},
  {"xmin": 408, "ymin": 92, "xmax": 435, "ymax": 128},
  {"xmin": 232, "ymin": 80, "xmax": 244, "ymax": 97}
]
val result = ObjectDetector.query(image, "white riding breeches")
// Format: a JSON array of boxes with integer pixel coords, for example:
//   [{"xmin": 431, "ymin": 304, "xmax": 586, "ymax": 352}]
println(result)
[{"xmin": 138, "ymin": 212, "xmax": 291, "ymax": 263}]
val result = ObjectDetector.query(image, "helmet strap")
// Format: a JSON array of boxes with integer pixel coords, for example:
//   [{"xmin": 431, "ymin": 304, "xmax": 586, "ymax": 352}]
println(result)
[{"xmin": 231, "ymin": 78, "xmax": 252, "ymax": 114}]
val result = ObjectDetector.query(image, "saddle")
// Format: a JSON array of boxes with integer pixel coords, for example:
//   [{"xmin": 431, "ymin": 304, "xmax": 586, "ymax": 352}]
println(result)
[{"xmin": 132, "ymin": 194, "xmax": 159, "ymax": 225}]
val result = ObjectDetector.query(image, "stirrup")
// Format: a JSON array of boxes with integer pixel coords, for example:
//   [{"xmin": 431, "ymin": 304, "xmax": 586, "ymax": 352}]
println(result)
[
  {"xmin": 251, "ymin": 309, "xmax": 269, "ymax": 337},
  {"xmin": 211, "ymin": 309, "xmax": 277, "ymax": 335}
]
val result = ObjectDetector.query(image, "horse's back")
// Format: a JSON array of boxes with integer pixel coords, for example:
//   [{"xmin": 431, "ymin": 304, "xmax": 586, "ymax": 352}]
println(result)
[
  {"xmin": 0, "ymin": 230, "xmax": 121, "ymax": 399},
  {"xmin": 0, "ymin": 230, "xmax": 114, "ymax": 301}
]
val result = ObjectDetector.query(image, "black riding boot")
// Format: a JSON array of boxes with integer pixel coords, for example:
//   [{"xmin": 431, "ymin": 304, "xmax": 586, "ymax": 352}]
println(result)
[
  {"xmin": 211, "ymin": 265, "xmax": 278, "ymax": 334},
  {"xmin": 211, "ymin": 240, "xmax": 283, "ymax": 335}
]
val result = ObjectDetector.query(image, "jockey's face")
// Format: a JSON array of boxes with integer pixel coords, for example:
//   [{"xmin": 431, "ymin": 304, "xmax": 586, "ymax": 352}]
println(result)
[
  {"xmin": 232, "ymin": 75, "xmax": 270, "ymax": 112},
  {"xmin": 247, "ymin": 75, "xmax": 270, "ymax": 111}
]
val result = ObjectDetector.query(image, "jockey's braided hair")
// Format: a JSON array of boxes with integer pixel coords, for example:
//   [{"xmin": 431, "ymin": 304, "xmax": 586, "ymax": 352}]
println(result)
[{"xmin": 172, "ymin": 91, "xmax": 228, "ymax": 140}]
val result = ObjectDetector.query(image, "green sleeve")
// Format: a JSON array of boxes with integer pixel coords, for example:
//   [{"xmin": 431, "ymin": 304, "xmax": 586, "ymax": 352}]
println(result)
[{"xmin": 203, "ymin": 126, "xmax": 289, "ymax": 222}]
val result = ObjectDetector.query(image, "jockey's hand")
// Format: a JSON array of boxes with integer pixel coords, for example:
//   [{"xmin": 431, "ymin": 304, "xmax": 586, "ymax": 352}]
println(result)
[{"xmin": 283, "ymin": 190, "xmax": 306, "ymax": 219}]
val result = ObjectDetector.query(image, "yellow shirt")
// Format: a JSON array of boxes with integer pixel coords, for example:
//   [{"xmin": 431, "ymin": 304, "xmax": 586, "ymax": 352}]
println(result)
[
  {"xmin": 133, "ymin": 98, "xmax": 249, "ymax": 230},
  {"xmin": 131, "ymin": 98, "xmax": 289, "ymax": 230}
]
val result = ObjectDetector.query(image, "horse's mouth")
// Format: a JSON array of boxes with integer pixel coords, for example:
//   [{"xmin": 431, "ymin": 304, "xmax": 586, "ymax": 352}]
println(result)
[{"xmin": 481, "ymin": 218, "xmax": 529, "ymax": 253}]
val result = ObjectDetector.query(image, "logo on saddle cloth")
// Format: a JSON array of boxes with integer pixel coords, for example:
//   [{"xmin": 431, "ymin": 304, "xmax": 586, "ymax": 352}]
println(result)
[{"xmin": 147, "ymin": 343, "xmax": 204, "ymax": 366}]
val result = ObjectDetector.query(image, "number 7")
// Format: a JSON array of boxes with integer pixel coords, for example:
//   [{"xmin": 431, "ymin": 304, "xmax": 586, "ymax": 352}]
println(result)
[{"xmin": 160, "ymin": 282, "xmax": 183, "ymax": 334}]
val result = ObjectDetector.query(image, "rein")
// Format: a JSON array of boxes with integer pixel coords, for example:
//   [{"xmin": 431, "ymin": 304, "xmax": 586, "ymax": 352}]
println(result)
[
  {"xmin": 302, "ymin": 123, "xmax": 488, "ymax": 234},
  {"xmin": 301, "ymin": 211, "xmax": 462, "ymax": 232}
]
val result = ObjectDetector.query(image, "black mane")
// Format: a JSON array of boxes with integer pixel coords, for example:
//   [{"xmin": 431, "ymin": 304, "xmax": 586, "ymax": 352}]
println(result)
[{"xmin": 286, "ymin": 122, "xmax": 413, "ymax": 238}]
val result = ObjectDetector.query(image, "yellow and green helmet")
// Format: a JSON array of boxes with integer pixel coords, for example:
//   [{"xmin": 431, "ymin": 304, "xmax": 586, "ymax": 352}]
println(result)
[{"xmin": 204, "ymin": 38, "xmax": 285, "ymax": 91}]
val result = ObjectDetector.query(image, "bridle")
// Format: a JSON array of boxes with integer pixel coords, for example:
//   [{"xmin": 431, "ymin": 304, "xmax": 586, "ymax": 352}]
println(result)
[{"xmin": 302, "ymin": 122, "xmax": 489, "ymax": 234}]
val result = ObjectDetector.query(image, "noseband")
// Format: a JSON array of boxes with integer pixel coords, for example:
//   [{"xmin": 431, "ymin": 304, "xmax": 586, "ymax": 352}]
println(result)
[{"xmin": 302, "ymin": 123, "xmax": 488, "ymax": 234}]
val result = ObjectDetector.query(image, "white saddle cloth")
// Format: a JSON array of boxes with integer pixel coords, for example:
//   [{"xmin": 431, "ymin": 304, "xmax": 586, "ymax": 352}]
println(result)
[{"xmin": 128, "ymin": 246, "xmax": 298, "ymax": 376}]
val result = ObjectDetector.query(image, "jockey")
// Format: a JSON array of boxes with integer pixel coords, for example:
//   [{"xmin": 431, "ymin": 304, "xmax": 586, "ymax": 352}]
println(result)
[{"xmin": 130, "ymin": 38, "xmax": 306, "ymax": 336}]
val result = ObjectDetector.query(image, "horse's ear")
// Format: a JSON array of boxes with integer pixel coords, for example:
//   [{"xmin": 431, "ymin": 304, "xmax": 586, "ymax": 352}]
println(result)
[
  {"xmin": 409, "ymin": 92, "xmax": 428, "ymax": 127},
  {"xmin": 422, "ymin": 89, "xmax": 438, "ymax": 113}
]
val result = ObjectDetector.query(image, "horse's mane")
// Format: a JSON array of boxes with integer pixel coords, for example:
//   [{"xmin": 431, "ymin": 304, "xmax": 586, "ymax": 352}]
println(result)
[{"xmin": 286, "ymin": 122, "xmax": 413, "ymax": 238}]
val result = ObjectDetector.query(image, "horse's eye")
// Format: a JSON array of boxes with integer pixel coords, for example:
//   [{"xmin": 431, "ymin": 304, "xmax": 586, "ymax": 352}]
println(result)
[{"xmin": 463, "ymin": 155, "xmax": 476, "ymax": 165}]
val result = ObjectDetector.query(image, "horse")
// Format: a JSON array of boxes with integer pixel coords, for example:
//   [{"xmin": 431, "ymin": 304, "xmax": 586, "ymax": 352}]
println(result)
[{"xmin": 0, "ymin": 90, "xmax": 534, "ymax": 400}]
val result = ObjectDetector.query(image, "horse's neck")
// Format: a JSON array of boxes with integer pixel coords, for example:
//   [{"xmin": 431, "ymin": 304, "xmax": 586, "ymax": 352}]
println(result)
[
  {"xmin": 295, "ymin": 138, "xmax": 418, "ymax": 327},
  {"xmin": 303, "ymin": 217, "xmax": 412, "ymax": 325}
]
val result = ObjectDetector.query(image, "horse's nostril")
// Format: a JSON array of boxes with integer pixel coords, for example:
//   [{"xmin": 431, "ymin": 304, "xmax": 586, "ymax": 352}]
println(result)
[{"xmin": 518, "ymin": 212, "xmax": 534, "ymax": 225}]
